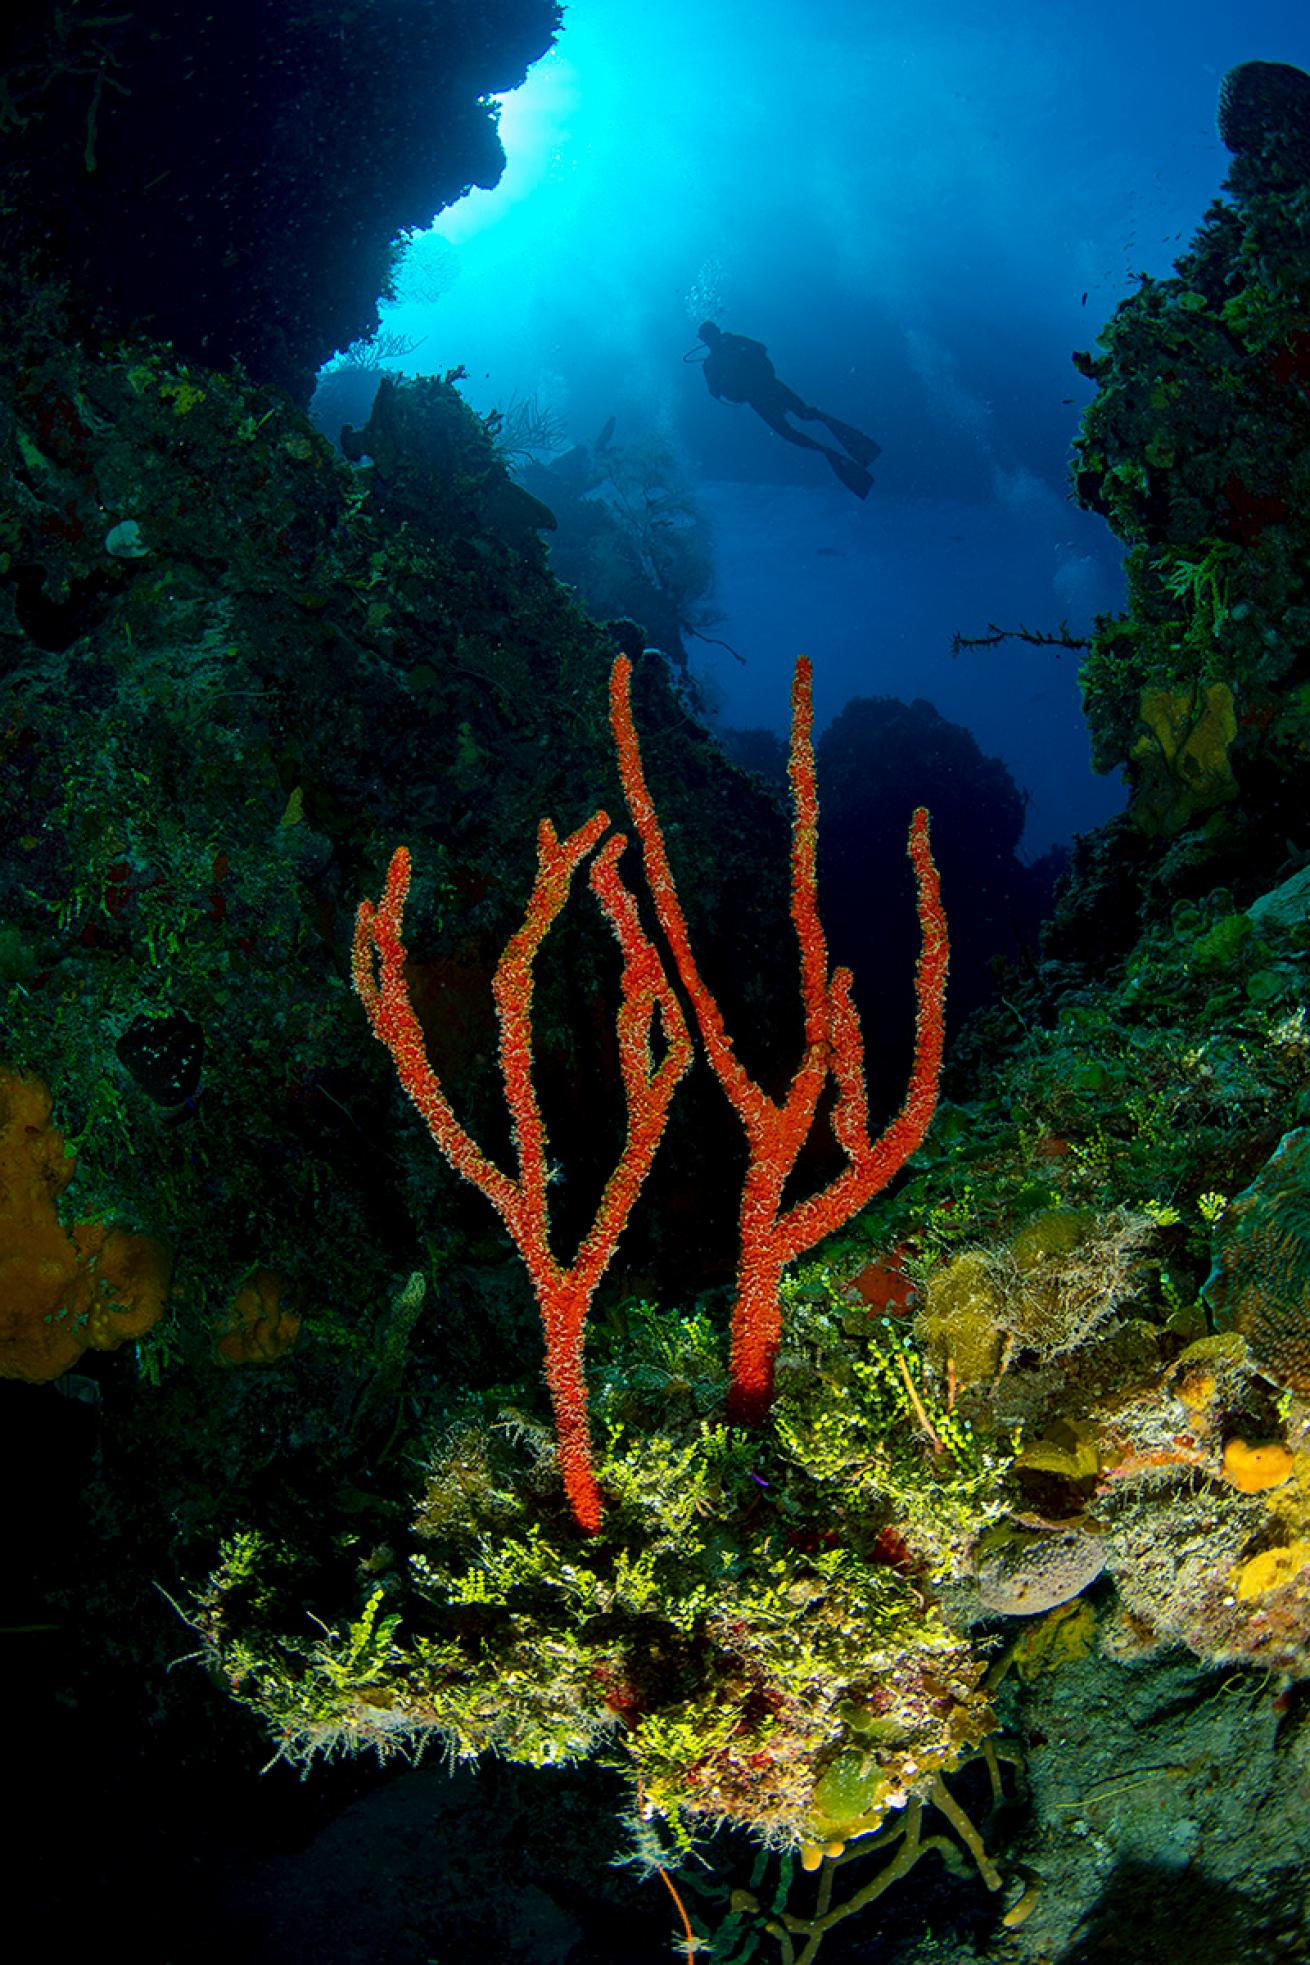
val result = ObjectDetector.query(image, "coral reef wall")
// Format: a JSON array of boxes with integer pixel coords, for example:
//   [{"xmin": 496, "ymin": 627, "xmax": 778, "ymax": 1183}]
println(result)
[
  {"xmin": 0, "ymin": 0, "xmax": 561, "ymax": 401},
  {"xmin": 1072, "ymin": 59, "xmax": 1310, "ymax": 894}
]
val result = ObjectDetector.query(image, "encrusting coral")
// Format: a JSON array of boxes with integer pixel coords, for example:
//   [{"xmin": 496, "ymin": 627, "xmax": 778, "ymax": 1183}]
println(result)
[
  {"xmin": 215, "ymin": 1269, "xmax": 302, "ymax": 1366},
  {"xmin": 916, "ymin": 1207, "xmax": 1152, "ymax": 1387},
  {"xmin": 1204, "ymin": 1127, "xmax": 1310, "ymax": 1395}
]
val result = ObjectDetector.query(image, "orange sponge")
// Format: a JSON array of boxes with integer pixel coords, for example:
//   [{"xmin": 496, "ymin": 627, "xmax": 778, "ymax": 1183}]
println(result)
[
  {"xmin": 0, "ymin": 1071, "xmax": 170, "ymax": 1381},
  {"xmin": 1220, "ymin": 1435, "xmax": 1295, "ymax": 1493}
]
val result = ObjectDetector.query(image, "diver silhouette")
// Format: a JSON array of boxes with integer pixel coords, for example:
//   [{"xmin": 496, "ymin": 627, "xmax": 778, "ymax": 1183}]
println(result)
[{"xmin": 695, "ymin": 322, "xmax": 881, "ymax": 499}]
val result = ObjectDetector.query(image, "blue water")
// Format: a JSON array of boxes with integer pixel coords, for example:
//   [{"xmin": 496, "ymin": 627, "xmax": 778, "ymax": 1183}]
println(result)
[{"xmin": 360, "ymin": 0, "xmax": 1309, "ymax": 856}]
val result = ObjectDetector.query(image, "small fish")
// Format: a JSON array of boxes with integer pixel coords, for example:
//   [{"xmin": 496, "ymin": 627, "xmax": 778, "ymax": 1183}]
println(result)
[{"xmin": 53, "ymin": 1373, "xmax": 101, "ymax": 1406}]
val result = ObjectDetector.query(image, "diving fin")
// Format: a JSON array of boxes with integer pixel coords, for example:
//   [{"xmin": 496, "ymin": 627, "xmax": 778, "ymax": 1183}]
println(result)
[
  {"xmin": 830, "ymin": 454, "xmax": 874, "ymax": 500},
  {"xmin": 823, "ymin": 417, "xmax": 882, "ymax": 467}
]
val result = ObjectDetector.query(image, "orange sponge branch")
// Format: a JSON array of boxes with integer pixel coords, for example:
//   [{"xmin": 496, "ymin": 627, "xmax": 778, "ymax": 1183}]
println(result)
[
  {"xmin": 353, "ymin": 815, "xmax": 692, "ymax": 1533},
  {"xmin": 610, "ymin": 654, "xmax": 948, "ymax": 1425}
]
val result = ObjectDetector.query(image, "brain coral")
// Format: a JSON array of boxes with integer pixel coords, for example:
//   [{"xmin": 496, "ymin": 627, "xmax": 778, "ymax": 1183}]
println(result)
[{"xmin": 1204, "ymin": 1128, "xmax": 1310, "ymax": 1395}]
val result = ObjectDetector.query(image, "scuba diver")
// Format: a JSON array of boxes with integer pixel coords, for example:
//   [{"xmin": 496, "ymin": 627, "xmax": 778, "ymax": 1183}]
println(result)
[{"xmin": 694, "ymin": 321, "xmax": 881, "ymax": 500}]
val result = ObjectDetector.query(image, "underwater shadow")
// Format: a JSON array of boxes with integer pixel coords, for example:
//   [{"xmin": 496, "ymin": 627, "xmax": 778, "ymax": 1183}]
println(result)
[{"xmin": 1057, "ymin": 1855, "xmax": 1283, "ymax": 1964}]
